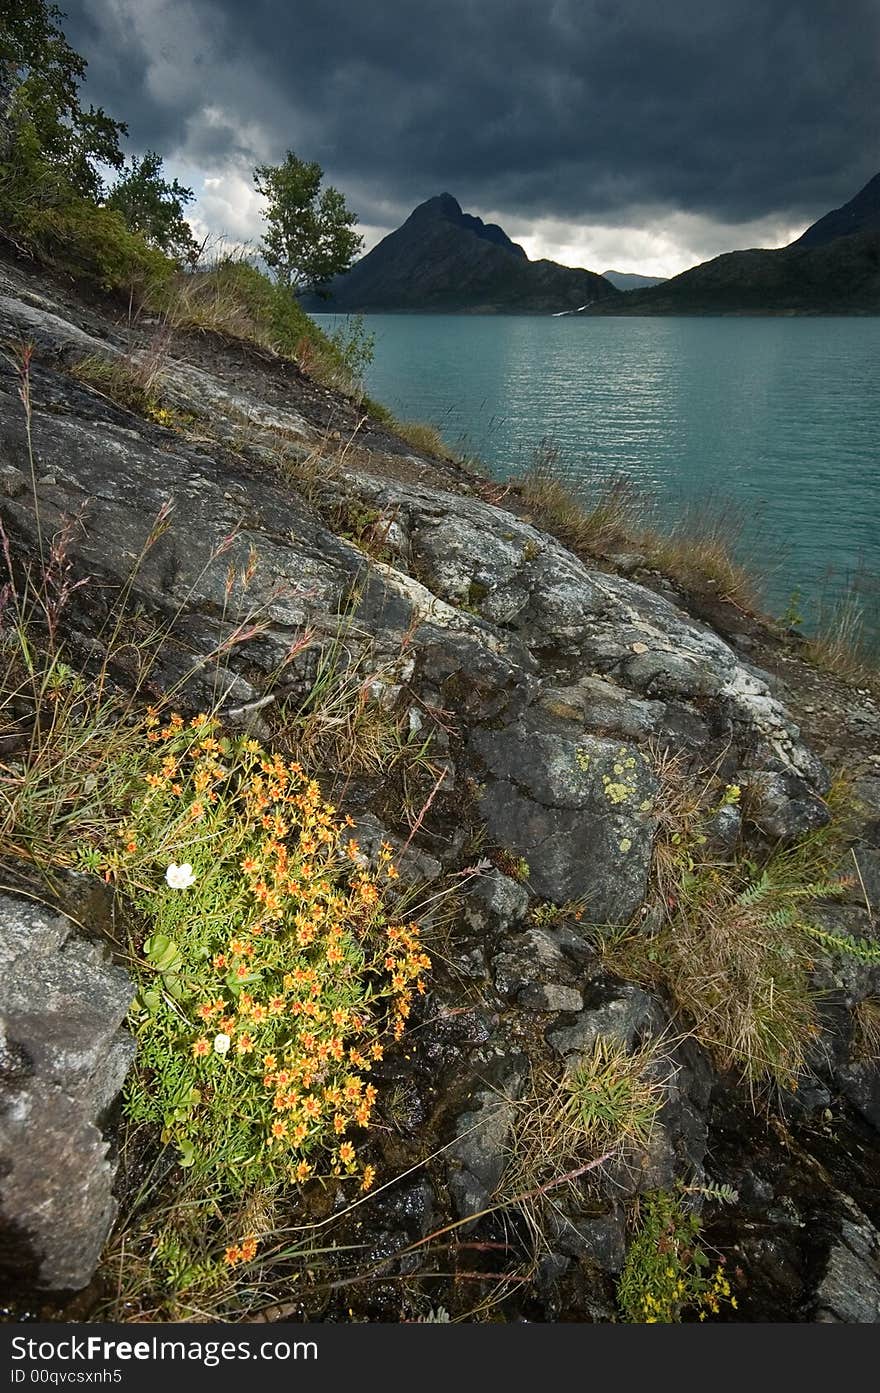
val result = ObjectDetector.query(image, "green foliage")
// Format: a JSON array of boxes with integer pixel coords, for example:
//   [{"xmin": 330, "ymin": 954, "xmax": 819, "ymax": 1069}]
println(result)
[
  {"xmin": 617, "ymin": 1192, "xmax": 735, "ymax": 1323},
  {"xmin": 0, "ymin": 4, "xmax": 183, "ymax": 293},
  {"xmin": 325, "ymin": 314, "xmax": 375, "ymax": 386},
  {"xmin": 0, "ymin": 0, "xmax": 125, "ymax": 202},
  {"xmin": 253, "ymin": 150, "xmax": 362, "ymax": 295},
  {"xmin": 116, "ymin": 712, "xmax": 429, "ymax": 1192},
  {"xmin": 779, "ymin": 589, "xmax": 805, "ymax": 630},
  {"xmin": 563, "ymin": 1036, "xmax": 666, "ymax": 1154},
  {"xmin": 107, "ymin": 150, "xmax": 199, "ymax": 264},
  {"xmin": 6, "ymin": 196, "xmax": 173, "ymax": 290}
]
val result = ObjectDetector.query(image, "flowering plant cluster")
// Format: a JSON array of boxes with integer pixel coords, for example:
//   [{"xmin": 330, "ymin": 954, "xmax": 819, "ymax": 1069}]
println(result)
[
  {"xmin": 114, "ymin": 711, "xmax": 429, "ymax": 1192},
  {"xmin": 617, "ymin": 1191, "xmax": 736, "ymax": 1323}
]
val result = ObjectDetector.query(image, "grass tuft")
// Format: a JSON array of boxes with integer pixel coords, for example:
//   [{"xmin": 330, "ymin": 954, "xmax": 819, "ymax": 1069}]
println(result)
[
  {"xmin": 499, "ymin": 1035, "xmax": 669, "ymax": 1250},
  {"xmin": 515, "ymin": 442, "xmax": 759, "ymax": 610},
  {"xmin": 594, "ymin": 755, "xmax": 863, "ymax": 1093}
]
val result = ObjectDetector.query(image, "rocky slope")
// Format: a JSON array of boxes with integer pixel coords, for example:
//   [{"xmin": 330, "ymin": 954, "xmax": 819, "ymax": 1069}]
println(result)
[
  {"xmin": 792, "ymin": 170, "xmax": 880, "ymax": 249},
  {"xmin": 303, "ymin": 194, "xmax": 618, "ymax": 313},
  {"xmin": 1, "ymin": 249, "xmax": 879, "ymax": 1320},
  {"xmin": 587, "ymin": 227, "xmax": 880, "ymax": 315},
  {"xmin": 601, "ymin": 270, "xmax": 667, "ymax": 292}
]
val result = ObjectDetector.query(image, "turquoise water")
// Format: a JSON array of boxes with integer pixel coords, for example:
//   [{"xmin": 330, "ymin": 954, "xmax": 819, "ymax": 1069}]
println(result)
[{"xmin": 315, "ymin": 313, "xmax": 880, "ymax": 632}]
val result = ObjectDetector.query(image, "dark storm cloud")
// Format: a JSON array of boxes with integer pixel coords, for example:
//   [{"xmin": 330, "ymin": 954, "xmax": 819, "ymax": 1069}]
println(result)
[{"xmin": 62, "ymin": 0, "xmax": 879, "ymax": 230}]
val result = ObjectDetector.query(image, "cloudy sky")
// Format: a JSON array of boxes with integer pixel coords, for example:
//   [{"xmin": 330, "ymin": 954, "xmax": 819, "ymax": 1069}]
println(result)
[{"xmin": 63, "ymin": 0, "xmax": 879, "ymax": 277}]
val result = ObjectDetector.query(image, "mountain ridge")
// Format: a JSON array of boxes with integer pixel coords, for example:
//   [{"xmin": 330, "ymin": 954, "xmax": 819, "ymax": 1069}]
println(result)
[
  {"xmin": 790, "ymin": 171, "xmax": 880, "ymax": 249},
  {"xmin": 302, "ymin": 193, "xmax": 618, "ymax": 314}
]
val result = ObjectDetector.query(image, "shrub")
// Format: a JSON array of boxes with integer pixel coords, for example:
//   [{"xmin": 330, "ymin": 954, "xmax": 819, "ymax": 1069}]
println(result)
[
  {"xmin": 8, "ymin": 196, "xmax": 174, "ymax": 292},
  {"xmin": 617, "ymin": 1192, "xmax": 735, "ymax": 1322},
  {"xmin": 112, "ymin": 711, "xmax": 430, "ymax": 1191}
]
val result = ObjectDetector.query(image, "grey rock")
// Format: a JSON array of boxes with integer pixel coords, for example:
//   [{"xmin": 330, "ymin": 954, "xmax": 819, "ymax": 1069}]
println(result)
[
  {"xmin": 549, "ymin": 1211, "xmax": 627, "ymax": 1271},
  {"xmin": 849, "ymin": 846, "xmax": 880, "ymax": 912},
  {"xmin": 538, "ymin": 677, "xmax": 662, "ymax": 740},
  {"xmin": 814, "ymin": 1216, "xmax": 880, "ymax": 1323},
  {"xmin": 463, "ymin": 870, "xmax": 530, "ymax": 935},
  {"xmin": 0, "ymin": 893, "xmax": 135, "ymax": 1293},
  {"xmin": 492, "ymin": 927, "xmax": 569, "ymax": 997},
  {"xmin": 341, "ymin": 814, "xmax": 442, "ymax": 886},
  {"xmin": 838, "ymin": 1059, "xmax": 880, "ymax": 1132},
  {"xmin": 703, "ymin": 802, "xmax": 742, "ymax": 853},
  {"xmin": 547, "ymin": 983, "xmax": 664, "ymax": 1058},
  {"xmin": 517, "ymin": 983, "xmax": 584, "ymax": 1013},
  {"xmin": 744, "ymin": 768, "xmax": 831, "ymax": 842},
  {"xmin": 447, "ymin": 1054, "xmax": 528, "ymax": 1220},
  {"xmin": 473, "ymin": 715, "xmax": 657, "ymax": 917}
]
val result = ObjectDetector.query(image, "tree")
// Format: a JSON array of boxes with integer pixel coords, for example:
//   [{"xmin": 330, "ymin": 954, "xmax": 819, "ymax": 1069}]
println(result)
[
  {"xmin": 0, "ymin": 0, "xmax": 125, "ymax": 200},
  {"xmin": 252, "ymin": 151, "xmax": 362, "ymax": 295},
  {"xmin": 107, "ymin": 151, "xmax": 199, "ymax": 264}
]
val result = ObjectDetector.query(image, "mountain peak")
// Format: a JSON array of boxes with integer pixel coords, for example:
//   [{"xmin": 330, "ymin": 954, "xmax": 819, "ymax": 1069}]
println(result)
[
  {"xmin": 405, "ymin": 193, "xmax": 528, "ymax": 259},
  {"xmin": 408, "ymin": 193, "xmax": 463, "ymax": 221},
  {"xmin": 303, "ymin": 194, "xmax": 617, "ymax": 313}
]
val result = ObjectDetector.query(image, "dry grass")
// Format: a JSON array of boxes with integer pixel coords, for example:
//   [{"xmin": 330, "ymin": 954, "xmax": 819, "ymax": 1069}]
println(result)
[
  {"xmin": 71, "ymin": 351, "xmax": 166, "ymax": 418},
  {"xmin": 391, "ymin": 419, "xmax": 454, "ymax": 458},
  {"xmin": 852, "ymin": 998, "xmax": 880, "ymax": 1064},
  {"xmin": 641, "ymin": 497, "xmax": 760, "ymax": 611},
  {"xmin": 499, "ymin": 1036, "xmax": 669, "ymax": 1249},
  {"xmin": 275, "ymin": 619, "xmax": 437, "ymax": 805},
  {"xmin": 515, "ymin": 443, "xmax": 760, "ymax": 610},
  {"xmin": 800, "ymin": 577, "xmax": 880, "ymax": 688},
  {"xmin": 518, "ymin": 445, "xmax": 641, "ymax": 554},
  {"xmin": 592, "ymin": 752, "xmax": 855, "ymax": 1093}
]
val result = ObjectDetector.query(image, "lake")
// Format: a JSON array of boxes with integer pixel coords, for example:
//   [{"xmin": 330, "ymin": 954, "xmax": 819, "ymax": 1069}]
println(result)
[{"xmin": 314, "ymin": 313, "xmax": 880, "ymax": 634}]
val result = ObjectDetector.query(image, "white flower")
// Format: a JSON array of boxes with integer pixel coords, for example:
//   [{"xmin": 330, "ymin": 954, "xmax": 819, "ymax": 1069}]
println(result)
[
  {"xmin": 213, "ymin": 1033, "xmax": 231, "ymax": 1056},
  {"xmin": 165, "ymin": 862, "xmax": 196, "ymax": 890}
]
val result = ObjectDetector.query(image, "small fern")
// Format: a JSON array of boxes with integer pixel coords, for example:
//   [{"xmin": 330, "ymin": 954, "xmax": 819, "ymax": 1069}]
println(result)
[{"xmin": 802, "ymin": 922, "xmax": 880, "ymax": 965}]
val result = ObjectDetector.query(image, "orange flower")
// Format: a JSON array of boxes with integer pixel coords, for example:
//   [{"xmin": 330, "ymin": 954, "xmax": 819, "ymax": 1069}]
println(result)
[
  {"xmin": 338, "ymin": 1141, "xmax": 356, "ymax": 1166},
  {"xmin": 192, "ymin": 1037, "xmax": 211, "ymax": 1058},
  {"xmin": 361, "ymin": 1165, "xmax": 376, "ymax": 1191},
  {"xmin": 294, "ymin": 1160, "xmax": 312, "ymax": 1183},
  {"xmin": 224, "ymin": 1245, "xmax": 242, "ymax": 1266},
  {"xmin": 239, "ymin": 1236, "xmax": 258, "ymax": 1263},
  {"xmin": 269, "ymin": 1119, "xmax": 288, "ymax": 1141},
  {"xmin": 236, "ymin": 1032, "xmax": 255, "ymax": 1054}
]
